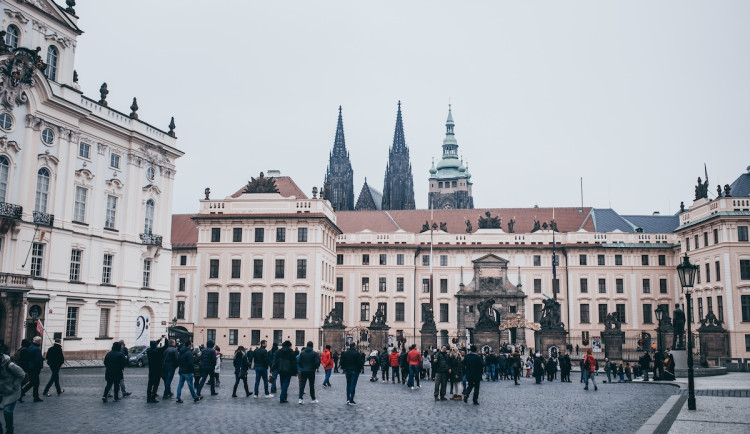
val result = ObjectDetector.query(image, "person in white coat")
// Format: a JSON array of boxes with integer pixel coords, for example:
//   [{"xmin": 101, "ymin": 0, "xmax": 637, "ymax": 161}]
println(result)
[{"xmin": 0, "ymin": 353, "xmax": 26, "ymax": 433}]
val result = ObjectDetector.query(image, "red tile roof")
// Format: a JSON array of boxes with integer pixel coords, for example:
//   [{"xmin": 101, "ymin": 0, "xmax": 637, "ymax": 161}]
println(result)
[
  {"xmin": 230, "ymin": 176, "xmax": 308, "ymax": 200},
  {"xmin": 171, "ymin": 213, "xmax": 198, "ymax": 249}
]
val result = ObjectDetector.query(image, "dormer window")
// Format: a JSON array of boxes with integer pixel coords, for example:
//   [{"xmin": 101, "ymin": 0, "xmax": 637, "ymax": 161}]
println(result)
[
  {"xmin": 45, "ymin": 46, "xmax": 58, "ymax": 81},
  {"xmin": 5, "ymin": 25, "xmax": 19, "ymax": 50}
]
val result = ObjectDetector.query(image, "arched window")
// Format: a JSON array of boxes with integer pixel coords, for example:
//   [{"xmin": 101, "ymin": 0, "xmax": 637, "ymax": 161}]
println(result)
[
  {"xmin": 0, "ymin": 156, "xmax": 9, "ymax": 203},
  {"xmin": 5, "ymin": 25, "xmax": 19, "ymax": 50},
  {"xmin": 144, "ymin": 199, "xmax": 154, "ymax": 234},
  {"xmin": 35, "ymin": 168, "xmax": 50, "ymax": 213},
  {"xmin": 45, "ymin": 46, "xmax": 58, "ymax": 81}
]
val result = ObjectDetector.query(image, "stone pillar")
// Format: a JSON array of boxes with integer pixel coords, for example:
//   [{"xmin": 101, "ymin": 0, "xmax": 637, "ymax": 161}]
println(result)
[
  {"xmin": 321, "ymin": 325, "xmax": 346, "ymax": 353},
  {"xmin": 368, "ymin": 325, "xmax": 390, "ymax": 352},
  {"xmin": 601, "ymin": 330, "xmax": 625, "ymax": 361},
  {"xmin": 535, "ymin": 330, "xmax": 567, "ymax": 357},
  {"xmin": 420, "ymin": 323, "xmax": 437, "ymax": 351},
  {"xmin": 473, "ymin": 329, "xmax": 501, "ymax": 352}
]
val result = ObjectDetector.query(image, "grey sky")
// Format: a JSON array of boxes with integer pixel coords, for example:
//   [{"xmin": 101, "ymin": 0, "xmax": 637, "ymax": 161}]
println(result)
[{"xmin": 73, "ymin": 1, "xmax": 750, "ymax": 215}]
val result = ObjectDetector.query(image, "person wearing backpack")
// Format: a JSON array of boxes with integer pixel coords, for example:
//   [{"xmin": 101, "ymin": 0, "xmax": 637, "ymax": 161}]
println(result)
[
  {"xmin": 42, "ymin": 338, "xmax": 64, "ymax": 396},
  {"xmin": 583, "ymin": 349, "xmax": 598, "ymax": 391},
  {"xmin": 0, "ymin": 352, "xmax": 26, "ymax": 434}
]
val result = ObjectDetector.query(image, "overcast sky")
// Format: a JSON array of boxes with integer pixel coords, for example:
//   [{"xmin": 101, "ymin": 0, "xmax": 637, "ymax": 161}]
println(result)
[{"xmin": 72, "ymin": 1, "xmax": 750, "ymax": 216}]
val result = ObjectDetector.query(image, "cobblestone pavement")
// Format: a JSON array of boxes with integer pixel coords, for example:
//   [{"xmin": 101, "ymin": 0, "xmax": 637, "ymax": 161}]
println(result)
[{"xmin": 12, "ymin": 366, "xmax": 677, "ymax": 433}]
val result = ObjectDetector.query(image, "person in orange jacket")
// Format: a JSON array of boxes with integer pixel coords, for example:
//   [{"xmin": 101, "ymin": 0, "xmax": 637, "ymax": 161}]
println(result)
[
  {"xmin": 406, "ymin": 344, "xmax": 422, "ymax": 389},
  {"xmin": 388, "ymin": 348, "xmax": 400, "ymax": 384},
  {"xmin": 321, "ymin": 345, "xmax": 334, "ymax": 388}
]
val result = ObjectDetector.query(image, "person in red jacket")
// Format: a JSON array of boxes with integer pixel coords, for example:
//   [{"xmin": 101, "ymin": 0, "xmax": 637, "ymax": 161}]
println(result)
[
  {"xmin": 321, "ymin": 345, "xmax": 334, "ymax": 388},
  {"xmin": 406, "ymin": 344, "xmax": 422, "ymax": 389},
  {"xmin": 583, "ymin": 349, "xmax": 598, "ymax": 391},
  {"xmin": 389, "ymin": 348, "xmax": 400, "ymax": 384}
]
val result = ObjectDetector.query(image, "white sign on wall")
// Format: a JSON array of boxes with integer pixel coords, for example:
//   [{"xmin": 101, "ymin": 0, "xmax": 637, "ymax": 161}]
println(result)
[{"xmin": 135, "ymin": 314, "xmax": 150, "ymax": 347}]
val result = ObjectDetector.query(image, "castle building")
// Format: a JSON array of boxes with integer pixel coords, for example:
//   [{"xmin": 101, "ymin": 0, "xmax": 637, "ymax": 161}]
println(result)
[
  {"xmin": 428, "ymin": 105, "xmax": 473, "ymax": 210},
  {"xmin": 323, "ymin": 106, "xmax": 354, "ymax": 211},
  {"xmin": 0, "ymin": 0, "xmax": 182, "ymax": 357},
  {"xmin": 381, "ymin": 101, "xmax": 415, "ymax": 211}
]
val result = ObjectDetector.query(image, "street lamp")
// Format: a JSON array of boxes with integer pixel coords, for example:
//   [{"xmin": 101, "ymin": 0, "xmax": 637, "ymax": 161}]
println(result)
[
  {"xmin": 654, "ymin": 306, "xmax": 663, "ymax": 352},
  {"xmin": 676, "ymin": 253, "xmax": 698, "ymax": 411}
]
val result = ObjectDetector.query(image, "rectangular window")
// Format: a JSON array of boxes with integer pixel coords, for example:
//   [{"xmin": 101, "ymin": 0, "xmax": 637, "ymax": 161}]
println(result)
[
  {"xmin": 295, "ymin": 330, "xmax": 305, "ymax": 347},
  {"xmin": 110, "ymin": 153, "xmax": 120, "ymax": 169},
  {"xmin": 395, "ymin": 302, "xmax": 405, "ymax": 321},
  {"xmin": 533, "ymin": 255, "xmax": 541, "ymax": 266},
  {"xmin": 379, "ymin": 254, "xmax": 387, "ymax": 265},
  {"xmin": 686, "ymin": 238, "xmax": 690, "ymax": 251},
  {"xmin": 598, "ymin": 304, "xmax": 608, "ymax": 323},
  {"xmin": 229, "ymin": 329, "xmax": 238, "ymax": 346},
  {"xmin": 659, "ymin": 255, "xmax": 666, "ymax": 266},
  {"xmin": 717, "ymin": 296, "xmax": 724, "ymax": 322},
  {"xmin": 362, "ymin": 254, "xmax": 370, "ymax": 265},
  {"xmin": 615, "ymin": 303, "xmax": 626, "ymax": 323},
  {"xmin": 231, "ymin": 259, "xmax": 241, "ymax": 279},
  {"xmin": 30, "ymin": 243, "xmax": 44, "ymax": 278},
  {"xmin": 272, "ymin": 330, "xmax": 282, "ymax": 345},
  {"xmin": 641, "ymin": 255, "xmax": 649, "ymax": 266},
  {"xmin": 228, "ymin": 293, "xmax": 241, "ymax": 318},
  {"xmin": 255, "ymin": 228, "xmax": 264, "ymax": 242},
  {"xmin": 211, "ymin": 228, "xmax": 221, "ymax": 242},
  {"xmin": 397, "ymin": 254, "xmax": 404, "ymax": 265},
  {"xmin": 78, "ymin": 142, "xmax": 90, "ymax": 158},
  {"xmin": 377, "ymin": 302, "xmax": 387, "ymax": 321},
  {"xmin": 704, "ymin": 232, "xmax": 709, "ymax": 247},
  {"xmin": 360, "ymin": 303, "xmax": 370, "ymax": 321},
  {"xmin": 707, "ymin": 297, "xmax": 713, "ymax": 317},
  {"xmin": 580, "ymin": 304, "xmax": 590, "ymax": 324},
  {"xmin": 739, "ymin": 226, "xmax": 748, "ymax": 242},
  {"xmin": 275, "ymin": 259, "xmax": 285, "ymax": 279},
  {"xmin": 598, "ymin": 255, "xmax": 605, "ymax": 266},
  {"xmin": 579, "ymin": 255, "xmax": 587, "ymax": 266},
  {"xmin": 697, "ymin": 267, "xmax": 701, "ymax": 284},
  {"xmin": 714, "ymin": 229, "xmax": 719, "ymax": 244},
  {"xmin": 142, "ymin": 259, "xmax": 152, "ymax": 288},
  {"xmin": 422, "ymin": 278, "xmax": 430, "ymax": 293},
  {"xmin": 74, "ymin": 186, "xmax": 87, "ymax": 222},
  {"xmin": 180, "ymin": 255, "xmax": 187, "ymax": 266},
  {"xmin": 178, "ymin": 277, "xmax": 186, "ymax": 292},
  {"xmin": 440, "ymin": 278, "xmax": 448, "ymax": 293},
  {"xmin": 273, "ymin": 293, "xmax": 285, "ymax": 318},
  {"xmin": 206, "ymin": 293, "xmax": 219, "ymax": 318},
  {"xmin": 336, "ymin": 277, "xmax": 344, "ymax": 292},
  {"xmin": 176, "ymin": 301, "xmax": 185, "ymax": 320},
  {"xmin": 422, "ymin": 256, "xmax": 430, "ymax": 266},
  {"xmin": 695, "ymin": 235, "xmax": 699, "ymax": 249},
  {"xmin": 251, "ymin": 293, "xmax": 263, "ymax": 318},
  {"xmin": 615, "ymin": 255, "xmax": 623, "ymax": 266},
  {"xmin": 233, "ymin": 228, "xmax": 242, "ymax": 242},
  {"xmin": 439, "ymin": 303, "xmax": 449, "ymax": 323},
  {"xmin": 396, "ymin": 277, "xmax": 404, "ymax": 292},
  {"xmin": 533, "ymin": 278, "xmax": 542, "ymax": 293},
  {"xmin": 533, "ymin": 304, "xmax": 543, "ymax": 323},
  {"xmin": 334, "ymin": 302, "xmax": 343, "ymax": 320},
  {"xmin": 715, "ymin": 261, "xmax": 721, "ymax": 282},
  {"xmin": 336, "ymin": 254, "xmax": 343, "ymax": 265},
  {"xmin": 253, "ymin": 259, "xmax": 263, "ymax": 278},
  {"xmin": 598, "ymin": 278, "xmax": 606, "ymax": 293},
  {"xmin": 276, "ymin": 227, "xmax": 286, "ymax": 242},
  {"xmin": 207, "ymin": 329, "xmax": 216, "ymax": 343},
  {"xmin": 440, "ymin": 255, "xmax": 448, "ymax": 266},
  {"xmin": 643, "ymin": 278, "xmax": 650, "ymax": 293},
  {"xmin": 643, "ymin": 304, "xmax": 653, "ymax": 324},
  {"xmin": 105, "ymin": 195, "xmax": 117, "ymax": 229},
  {"xmin": 296, "ymin": 258, "xmax": 307, "ymax": 279},
  {"xmin": 362, "ymin": 277, "xmax": 370, "ymax": 292},
  {"xmin": 379, "ymin": 277, "xmax": 387, "ymax": 292},
  {"xmin": 705, "ymin": 263, "xmax": 711, "ymax": 283},
  {"xmin": 295, "ymin": 293, "xmax": 307, "ymax": 319},
  {"xmin": 741, "ymin": 260, "xmax": 750, "ymax": 280},
  {"xmin": 69, "ymin": 249, "xmax": 82, "ymax": 282},
  {"xmin": 580, "ymin": 278, "xmax": 588, "ymax": 293},
  {"xmin": 99, "ymin": 308, "xmax": 110, "ymax": 338},
  {"xmin": 102, "ymin": 254, "xmax": 113, "ymax": 284},
  {"xmin": 209, "ymin": 259, "xmax": 219, "ymax": 279},
  {"xmin": 65, "ymin": 306, "xmax": 78, "ymax": 337},
  {"xmin": 616, "ymin": 278, "xmax": 623, "ymax": 293},
  {"xmin": 251, "ymin": 330, "xmax": 261, "ymax": 346},
  {"xmin": 553, "ymin": 278, "xmax": 560, "ymax": 294},
  {"xmin": 660, "ymin": 278, "xmax": 668, "ymax": 294},
  {"xmin": 698, "ymin": 298, "xmax": 704, "ymax": 321},
  {"xmin": 298, "ymin": 227, "xmax": 308, "ymax": 242},
  {"xmin": 746, "ymin": 335, "xmax": 750, "ymax": 352}
]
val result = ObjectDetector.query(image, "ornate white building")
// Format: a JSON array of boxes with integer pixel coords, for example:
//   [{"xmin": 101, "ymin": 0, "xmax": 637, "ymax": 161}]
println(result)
[{"xmin": 0, "ymin": 0, "xmax": 182, "ymax": 358}]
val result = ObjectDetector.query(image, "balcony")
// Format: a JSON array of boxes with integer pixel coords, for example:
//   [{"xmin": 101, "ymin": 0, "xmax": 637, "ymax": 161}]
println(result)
[
  {"xmin": 32, "ymin": 211, "xmax": 54, "ymax": 227},
  {"xmin": 0, "ymin": 202, "xmax": 22, "ymax": 220},
  {"xmin": 0, "ymin": 273, "xmax": 32, "ymax": 289},
  {"xmin": 140, "ymin": 233, "xmax": 163, "ymax": 247}
]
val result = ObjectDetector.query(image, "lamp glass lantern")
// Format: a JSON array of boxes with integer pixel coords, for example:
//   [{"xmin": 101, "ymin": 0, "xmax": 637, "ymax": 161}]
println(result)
[{"xmin": 676, "ymin": 254, "xmax": 698, "ymax": 290}]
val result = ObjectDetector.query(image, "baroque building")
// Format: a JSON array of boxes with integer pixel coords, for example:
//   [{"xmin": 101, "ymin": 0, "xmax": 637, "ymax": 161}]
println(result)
[
  {"xmin": 381, "ymin": 101, "xmax": 415, "ymax": 211},
  {"xmin": 0, "ymin": 0, "xmax": 182, "ymax": 358},
  {"xmin": 323, "ymin": 106, "xmax": 354, "ymax": 211},
  {"xmin": 428, "ymin": 105, "xmax": 473, "ymax": 210}
]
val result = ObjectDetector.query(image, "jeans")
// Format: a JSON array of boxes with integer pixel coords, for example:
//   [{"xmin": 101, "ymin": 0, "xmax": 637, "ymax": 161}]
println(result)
[
  {"xmin": 197, "ymin": 368, "xmax": 215, "ymax": 394},
  {"xmin": 344, "ymin": 370, "xmax": 359, "ymax": 402},
  {"xmin": 434, "ymin": 372, "xmax": 448, "ymax": 398},
  {"xmin": 464, "ymin": 378, "xmax": 480, "ymax": 403},
  {"xmin": 584, "ymin": 370, "xmax": 598, "ymax": 388},
  {"xmin": 103, "ymin": 378, "xmax": 121, "ymax": 398},
  {"xmin": 254, "ymin": 367, "xmax": 269, "ymax": 395},
  {"xmin": 119, "ymin": 378, "xmax": 127, "ymax": 394},
  {"xmin": 3, "ymin": 401, "xmax": 15, "ymax": 433},
  {"xmin": 323, "ymin": 368, "xmax": 332, "ymax": 387},
  {"xmin": 298, "ymin": 371, "xmax": 316, "ymax": 400},
  {"xmin": 279, "ymin": 374, "xmax": 292, "ymax": 402},
  {"xmin": 176, "ymin": 373, "xmax": 198, "ymax": 400},
  {"xmin": 233, "ymin": 371, "xmax": 250, "ymax": 396},
  {"xmin": 486, "ymin": 364, "xmax": 496, "ymax": 380},
  {"xmin": 43, "ymin": 366, "xmax": 62, "ymax": 394},
  {"xmin": 407, "ymin": 365, "xmax": 419, "ymax": 387},
  {"xmin": 391, "ymin": 366, "xmax": 400, "ymax": 382},
  {"xmin": 606, "ymin": 370, "xmax": 612, "ymax": 383},
  {"xmin": 271, "ymin": 369, "xmax": 278, "ymax": 393},
  {"xmin": 162, "ymin": 366, "xmax": 176, "ymax": 396}
]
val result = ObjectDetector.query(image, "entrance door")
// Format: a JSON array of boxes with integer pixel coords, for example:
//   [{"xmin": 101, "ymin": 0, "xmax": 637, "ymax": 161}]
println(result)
[{"xmin": 510, "ymin": 327, "xmax": 517, "ymax": 344}]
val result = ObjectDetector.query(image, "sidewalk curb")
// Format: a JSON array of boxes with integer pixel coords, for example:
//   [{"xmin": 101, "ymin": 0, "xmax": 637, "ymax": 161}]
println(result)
[{"xmin": 635, "ymin": 393, "xmax": 687, "ymax": 434}]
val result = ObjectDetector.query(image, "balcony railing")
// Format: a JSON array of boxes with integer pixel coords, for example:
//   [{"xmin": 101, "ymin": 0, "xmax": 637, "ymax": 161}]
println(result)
[
  {"xmin": 140, "ymin": 233, "xmax": 163, "ymax": 247},
  {"xmin": 32, "ymin": 211, "xmax": 54, "ymax": 227},
  {"xmin": 0, "ymin": 202, "xmax": 22, "ymax": 220},
  {"xmin": 0, "ymin": 272, "xmax": 32, "ymax": 289}
]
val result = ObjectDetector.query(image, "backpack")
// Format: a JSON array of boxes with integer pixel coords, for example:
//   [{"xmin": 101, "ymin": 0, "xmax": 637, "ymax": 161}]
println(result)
[{"xmin": 583, "ymin": 357, "xmax": 591, "ymax": 370}]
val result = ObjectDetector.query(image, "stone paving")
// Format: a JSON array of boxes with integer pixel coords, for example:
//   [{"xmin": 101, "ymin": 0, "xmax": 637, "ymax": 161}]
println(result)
[{"xmin": 12, "ymin": 364, "xmax": 678, "ymax": 433}]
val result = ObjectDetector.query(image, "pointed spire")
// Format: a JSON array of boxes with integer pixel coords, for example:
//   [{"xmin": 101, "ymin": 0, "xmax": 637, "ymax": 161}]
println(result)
[
  {"xmin": 392, "ymin": 100, "xmax": 406, "ymax": 153},
  {"xmin": 332, "ymin": 105, "xmax": 346, "ymax": 157}
]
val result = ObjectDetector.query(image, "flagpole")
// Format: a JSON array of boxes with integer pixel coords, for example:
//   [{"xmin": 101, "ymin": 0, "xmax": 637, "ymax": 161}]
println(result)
[
  {"xmin": 552, "ymin": 208, "xmax": 557, "ymax": 300},
  {"xmin": 429, "ymin": 207, "xmax": 434, "ymax": 316}
]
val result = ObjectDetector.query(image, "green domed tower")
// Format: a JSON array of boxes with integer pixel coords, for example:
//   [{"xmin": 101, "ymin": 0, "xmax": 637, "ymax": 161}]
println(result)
[{"xmin": 428, "ymin": 105, "xmax": 474, "ymax": 209}]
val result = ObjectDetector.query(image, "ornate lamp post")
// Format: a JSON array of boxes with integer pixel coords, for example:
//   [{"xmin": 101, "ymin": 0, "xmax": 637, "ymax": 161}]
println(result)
[
  {"xmin": 654, "ymin": 306, "xmax": 663, "ymax": 352},
  {"xmin": 676, "ymin": 253, "xmax": 698, "ymax": 411}
]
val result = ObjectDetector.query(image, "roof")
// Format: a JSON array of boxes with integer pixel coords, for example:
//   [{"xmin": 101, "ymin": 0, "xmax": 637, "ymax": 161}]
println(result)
[
  {"xmin": 586, "ymin": 209, "xmax": 679, "ymax": 233},
  {"xmin": 619, "ymin": 215, "xmax": 680, "ymax": 233},
  {"xmin": 230, "ymin": 176, "xmax": 308, "ymax": 200},
  {"xmin": 728, "ymin": 166, "xmax": 750, "ymax": 197},
  {"xmin": 336, "ymin": 207, "xmax": 595, "ymax": 234},
  {"xmin": 171, "ymin": 214, "xmax": 198, "ymax": 249}
]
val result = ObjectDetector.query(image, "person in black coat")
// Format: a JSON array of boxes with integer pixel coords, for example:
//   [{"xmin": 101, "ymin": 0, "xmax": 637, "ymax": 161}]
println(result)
[
  {"xmin": 146, "ymin": 336, "xmax": 168, "ymax": 402},
  {"xmin": 272, "ymin": 340, "xmax": 297, "ymax": 403},
  {"xmin": 103, "ymin": 342, "xmax": 128, "ymax": 402},
  {"xmin": 432, "ymin": 346, "xmax": 451, "ymax": 401},
  {"xmin": 640, "ymin": 351, "xmax": 652, "ymax": 381},
  {"xmin": 21, "ymin": 336, "xmax": 44, "ymax": 402},
  {"xmin": 533, "ymin": 354, "xmax": 546, "ymax": 384},
  {"xmin": 197, "ymin": 340, "xmax": 218, "ymax": 396},
  {"xmin": 297, "ymin": 341, "xmax": 321, "ymax": 403},
  {"xmin": 42, "ymin": 338, "xmax": 64, "ymax": 396},
  {"xmin": 339, "ymin": 342, "xmax": 363, "ymax": 405},
  {"xmin": 231, "ymin": 346, "xmax": 251, "ymax": 398},
  {"xmin": 175, "ymin": 342, "xmax": 201, "ymax": 402},
  {"xmin": 462, "ymin": 345, "xmax": 486, "ymax": 405},
  {"xmin": 250, "ymin": 340, "xmax": 272, "ymax": 397}
]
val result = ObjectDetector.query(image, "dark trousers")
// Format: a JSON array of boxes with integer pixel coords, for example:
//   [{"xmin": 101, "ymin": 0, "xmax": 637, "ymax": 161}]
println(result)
[
  {"xmin": 381, "ymin": 366, "xmax": 389, "ymax": 381},
  {"xmin": 197, "ymin": 368, "xmax": 215, "ymax": 394},
  {"xmin": 103, "ymin": 378, "xmax": 121, "ymax": 398},
  {"xmin": 464, "ymin": 378, "xmax": 480, "ymax": 403},
  {"xmin": 391, "ymin": 366, "xmax": 400, "ymax": 382},
  {"xmin": 162, "ymin": 366, "xmax": 175, "ymax": 396},
  {"xmin": 21, "ymin": 370, "xmax": 40, "ymax": 398},
  {"xmin": 254, "ymin": 368, "xmax": 269, "ymax": 395},
  {"xmin": 512, "ymin": 366, "xmax": 520, "ymax": 384},
  {"xmin": 279, "ymin": 374, "xmax": 291, "ymax": 402},
  {"xmin": 299, "ymin": 371, "xmax": 316, "ymax": 400},
  {"xmin": 233, "ymin": 372, "xmax": 250, "ymax": 396},
  {"xmin": 344, "ymin": 370, "xmax": 359, "ymax": 402},
  {"xmin": 43, "ymin": 366, "xmax": 62, "ymax": 394},
  {"xmin": 434, "ymin": 372, "xmax": 448, "ymax": 398},
  {"xmin": 147, "ymin": 370, "xmax": 161, "ymax": 400}
]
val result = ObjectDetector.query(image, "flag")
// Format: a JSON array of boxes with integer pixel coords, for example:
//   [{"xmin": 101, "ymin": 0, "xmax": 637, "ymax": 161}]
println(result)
[{"xmin": 36, "ymin": 319, "xmax": 44, "ymax": 335}]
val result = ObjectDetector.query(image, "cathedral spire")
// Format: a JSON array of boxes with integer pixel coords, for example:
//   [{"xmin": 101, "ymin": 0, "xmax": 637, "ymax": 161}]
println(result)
[
  {"xmin": 392, "ymin": 100, "xmax": 407, "ymax": 153},
  {"xmin": 332, "ymin": 105, "xmax": 347, "ymax": 157},
  {"xmin": 382, "ymin": 101, "xmax": 415, "ymax": 210},
  {"xmin": 324, "ymin": 105, "xmax": 354, "ymax": 211}
]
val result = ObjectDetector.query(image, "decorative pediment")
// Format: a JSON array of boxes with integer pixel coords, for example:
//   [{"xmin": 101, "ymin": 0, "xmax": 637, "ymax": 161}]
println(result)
[
  {"xmin": 105, "ymin": 176, "xmax": 123, "ymax": 190},
  {"xmin": 0, "ymin": 48, "xmax": 46, "ymax": 109},
  {"xmin": 74, "ymin": 167, "xmax": 94, "ymax": 181},
  {"xmin": 0, "ymin": 135, "xmax": 20, "ymax": 153},
  {"xmin": 3, "ymin": 9, "xmax": 30, "ymax": 24},
  {"xmin": 472, "ymin": 253, "xmax": 509, "ymax": 266},
  {"xmin": 243, "ymin": 172, "xmax": 279, "ymax": 194},
  {"xmin": 140, "ymin": 143, "xmax": 169, "ymax": 165},
  {"xmin": 142, "ymin": 183, "xmax": 161, "ymax": 195},
  {"xmin": 37, "ymin": 150, "xmax": 58, "ymax": 168}
]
